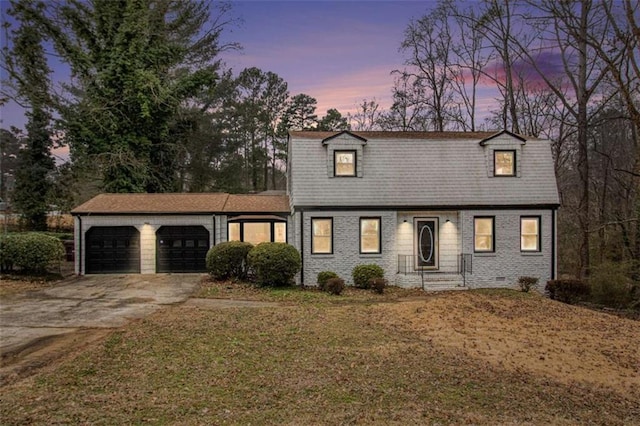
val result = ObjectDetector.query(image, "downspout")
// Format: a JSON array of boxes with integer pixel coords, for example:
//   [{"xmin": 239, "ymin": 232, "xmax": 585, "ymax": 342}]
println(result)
[
  {"xmin": 551, "ymin": 208, "xmax": 557, "ymax": 280},
  {"xmin": 300, "ymin": 209, "xmax": 304, "ymax": 286},
  {"xmin": 212, "ymin": 215, "xmax": 216, "ymax": 246},
  {"xmin": 78, "ymin": 215, "xmax": 83, "ymax": 275}
]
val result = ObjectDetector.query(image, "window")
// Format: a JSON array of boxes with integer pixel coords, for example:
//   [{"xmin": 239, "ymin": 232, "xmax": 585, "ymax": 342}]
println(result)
[
  {"xmin": 521, "ymin": 217, "xmax": 541, "ymax": 252},
  {"xmin": 474, "ymin": 217, "xmax": 495, "ymax": 252},
  {"xmin": 311, "ymin": 218, "xmax": 332, "ymax": 254},
  {"xmin": 229, "ymin": 223, "xmax": 241, "ymax": 241},
  {"xmin": 494, "ymin": 150, "xmax": 516, "ymax": 176},
  {"xmin": 334, "ymin": 150, "xmax": 356, "ymax": 176},
  {"xmin": 274, "ymin": 222, "xmax": 287, "ymax": 243},
  {"xmin": 243, "ymin": 222, "xmax": 271, "ymax": 245},
  {"xmin": 360, "ymin": 217, "xmax": 381, "ymax": 254},
  {"xmin": 228, "ymin": 220, "xmax": 286, "ymax": 244}
]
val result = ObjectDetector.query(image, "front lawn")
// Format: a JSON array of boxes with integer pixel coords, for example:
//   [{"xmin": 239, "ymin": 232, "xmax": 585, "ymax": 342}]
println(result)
[{"xmin": 1, "ymin": 289, "xmax": 638, "ymax": 424}]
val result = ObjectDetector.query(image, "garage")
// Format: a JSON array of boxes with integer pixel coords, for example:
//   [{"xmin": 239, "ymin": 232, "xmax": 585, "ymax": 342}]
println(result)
[
  {"xmin": 85, "ymin": 226, "xmax": 141, "ymax": 274},
  {"xmin": 156, "ymin": 226, "xmax": 210, "ymax": 273}
]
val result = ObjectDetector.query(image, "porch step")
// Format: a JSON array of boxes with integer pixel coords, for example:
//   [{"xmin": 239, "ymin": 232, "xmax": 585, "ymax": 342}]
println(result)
[{"xmin": 395, "ymin": 273, "xmax": 467, "ymax": 290}]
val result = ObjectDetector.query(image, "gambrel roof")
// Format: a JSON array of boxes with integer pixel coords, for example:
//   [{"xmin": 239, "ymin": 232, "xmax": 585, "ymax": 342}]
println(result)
[{"xmin": 288, "ymin": 131, "xmax": 559, "ymax": 208}]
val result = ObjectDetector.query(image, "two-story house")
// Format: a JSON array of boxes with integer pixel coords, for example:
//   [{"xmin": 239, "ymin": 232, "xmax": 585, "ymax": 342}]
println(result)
[{"xmin": 72, "ymin": 130, "xmax": 559, "ymax": 290}]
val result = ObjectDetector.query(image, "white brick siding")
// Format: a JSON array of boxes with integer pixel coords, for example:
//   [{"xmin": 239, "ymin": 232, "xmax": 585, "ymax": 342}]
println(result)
[
  {"xmin": 460, "ymin": 209, "xmax": 554, "ymax": 289},
  {"xmin": 299, "ymin": 210, "xmax": 396, "ymax": 286}
]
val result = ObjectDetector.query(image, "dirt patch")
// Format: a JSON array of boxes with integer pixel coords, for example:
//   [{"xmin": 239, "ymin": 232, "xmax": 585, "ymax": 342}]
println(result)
[
  {"xmin": 0, "ymin": 329, "xmax": 111, "ymax": 387},
  {"xmin": 376, "ymin": 291, "xmax": 640, "ymax": 397}
]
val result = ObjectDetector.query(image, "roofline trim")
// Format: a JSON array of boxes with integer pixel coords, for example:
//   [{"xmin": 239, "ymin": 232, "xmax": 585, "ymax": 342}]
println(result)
[
  {"xmin": 321, "ymin": 130, "xmax": 368, "ymax": 145},
  {"xmin": 479, "ymin": 130, "xmax": 527, "ymax": 145},
  {"xmin": 294, "ymin": 204, "xmax": 560, "ymax": 212}
]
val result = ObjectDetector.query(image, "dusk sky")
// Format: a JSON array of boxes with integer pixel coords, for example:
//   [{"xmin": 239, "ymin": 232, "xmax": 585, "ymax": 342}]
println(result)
[
  {"xmin": 0, "ymin": 0, "xmax": 445, "ymax": 131},
  {"xmin": 218, "ymin": 0, "xmax": 436, "ymax": 117}
]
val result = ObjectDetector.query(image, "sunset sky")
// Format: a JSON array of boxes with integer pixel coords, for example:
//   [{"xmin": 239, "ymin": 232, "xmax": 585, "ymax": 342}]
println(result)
[
  {"xmin": 0, "ymin": 0, "xmax": 447, "ymax": 131},
  {"xmin": 218, "ymin": 0, "xmax": 436, "ymax": 117}
]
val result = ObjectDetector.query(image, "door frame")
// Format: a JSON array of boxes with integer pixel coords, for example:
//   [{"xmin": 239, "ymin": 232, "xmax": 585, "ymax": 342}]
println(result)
[{"xmin": 413, "ymin": 217, "xmax": 439, "ymax": 270}]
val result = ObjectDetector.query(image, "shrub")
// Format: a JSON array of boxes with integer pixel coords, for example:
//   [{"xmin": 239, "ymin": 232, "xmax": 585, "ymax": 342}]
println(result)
[
  {"xmin": 370, "ymin": 277, "xmax": 387, "ymax": 294},
  {"xmin": 545, "ymin": 279, "xmax": 590, "ymax": 304},
  {"xmin": 589, "ymin": 262, "xmax": 635, "ymax": 309},
  {"xmin": 0, "ymin": 232, "xmax": 64, "ymax": 273},
  {"xmin": 317, "ymin": 271, "xmax": 339, "ymax": 291},
  {"xmin": 518, "ymin": 276, "xmax": 539, "ymax": 293},
  {"xmin": 352, "ymin": 264, "xmax": 384, "ymax": 289},
  {"xmin": 206, "ymin": 241, "xmax": 253, "ymax": 281},
  {"xmin": 247, "ymin": 242, "xmax": 301, "ymax": 287},
  {"xmin": 325, "ymin": 277, "xmax": 345, "ymax": 295}
]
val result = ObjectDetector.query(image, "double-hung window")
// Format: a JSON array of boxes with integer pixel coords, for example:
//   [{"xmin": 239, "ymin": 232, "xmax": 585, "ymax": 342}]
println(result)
[
  {"xmin": 474, "ymin": 217, "xmax": 495, "ymax": 252},
  {"xmin": 521, "ymin": 217, "xmax": 541, "ymax": 252},
  {"xmin": 311, "ymin": 218, "xmax": 332, "ymax": 254},
  {"xmin": 360, "ymin": 217, "xmax": 381, "ymax": 254},
  {"xmin": 334, "ymin": 151, "xmax": 356, "ymax": 176},
  {"xmin": 494, "ymin": 150, "xmax": 516, "ymax": 176}
]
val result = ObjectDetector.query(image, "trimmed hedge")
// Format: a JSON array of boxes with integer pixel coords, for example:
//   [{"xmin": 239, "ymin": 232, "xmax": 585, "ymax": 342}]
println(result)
[
  {"xmin": 247, "ymin": 242, "xmax": 301, "ymax": 287},
  {"xmin": 518, "ymin": 276, "xmax": 539, "ymax": 293},
  {"xmin": 370, "ymin": 277, "xmax": 387, "ymax": 294},
  {"xmin": 352, "ymin": 264, "xmax": 384, "ymax": 289},
  {"xmin": 0, "ymin": 232, "xmax": 65, "ymax": 273},
  {"xmin": 206, "ymin": 241, "xmax": 253, "ymax": 280},
  {"xmin": 325, "ymin": 277, "xmax": 345, "ymax": 295},
  {"xmin": 317, "ymin": 271, "xmax": 339, "ymax": 291},
  {"xmin": 545, "ymin": 279, "xmax": 590, "ymax": 304}
]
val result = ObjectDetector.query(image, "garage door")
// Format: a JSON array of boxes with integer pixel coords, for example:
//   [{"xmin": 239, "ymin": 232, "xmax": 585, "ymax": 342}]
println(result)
[
  {"xmin": 86, "ymin": 226, "xmax": 140, "ymax": 274},
  {"xmin": 156, "ymin": 226, "xmax": 210, "ymax": 273}
]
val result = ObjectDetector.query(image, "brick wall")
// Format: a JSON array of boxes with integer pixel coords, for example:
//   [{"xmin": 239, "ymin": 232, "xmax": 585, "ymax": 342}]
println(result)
[{"xmin": 461, "ymin": 209, "xmax": 554, "ymax": 289}]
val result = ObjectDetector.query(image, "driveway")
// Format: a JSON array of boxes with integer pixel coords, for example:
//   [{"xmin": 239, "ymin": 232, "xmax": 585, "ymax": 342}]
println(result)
[{"xmin": 0, "ymin": 274, "xmax": 202, "ymax": 355}]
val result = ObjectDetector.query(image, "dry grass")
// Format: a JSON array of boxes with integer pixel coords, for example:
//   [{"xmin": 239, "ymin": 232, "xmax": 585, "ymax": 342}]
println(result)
[{"xmin": 1, "ymin": 288, "xmax": 638, "ymax": 425}]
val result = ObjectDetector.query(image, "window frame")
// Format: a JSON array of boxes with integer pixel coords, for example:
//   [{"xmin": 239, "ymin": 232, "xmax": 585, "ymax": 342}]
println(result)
[
  {"xmin": 474, "ymin": 216, "xmax": 495, "ymax": 253},
  {"xmin": 311, "ymin": 217, "xmax": 333, "ymax": 254},
  {"xmin": 520, "ymin": 216, "xmax": 541, "ymax": 252},
  {"xmin": 494, "ymin": 150, "xmax": 516, "ymax": 177},
  {"xmin": 227, "ymin": 219, "xmax": 287, "ymax": 244},
  {"xmin": 359, "ymin": 217, "xmax": 381, "ymax": 254},
  {"xmin": 334, "ymin": 150, "xmax": 357, "ymax": 177}
]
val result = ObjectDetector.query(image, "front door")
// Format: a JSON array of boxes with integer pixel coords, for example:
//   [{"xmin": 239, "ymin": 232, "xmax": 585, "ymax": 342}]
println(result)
[{"xmin": 414, "ymin": 218, "xmax": 439, "ymax": 270}]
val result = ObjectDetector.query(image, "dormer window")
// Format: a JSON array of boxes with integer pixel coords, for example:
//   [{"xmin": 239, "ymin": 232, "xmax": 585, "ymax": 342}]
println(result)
[
  {"xmin": 334, "ymin": 150, "xmax": 356, "ymax": 176},
  {"xmin": 494, "ymin": 150, "xmax": 516, "ymax": 176}
]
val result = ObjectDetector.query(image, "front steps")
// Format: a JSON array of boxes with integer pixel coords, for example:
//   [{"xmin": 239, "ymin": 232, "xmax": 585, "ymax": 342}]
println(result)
[{"xmin": 395, "ymin": 273, "xmax": 468, "ymax": 291}]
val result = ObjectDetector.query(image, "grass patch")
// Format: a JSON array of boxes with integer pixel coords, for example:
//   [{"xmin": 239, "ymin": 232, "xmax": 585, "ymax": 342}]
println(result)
[{"xmin": 2, "ymin": 290, "xmax": 638, "ymax": 424}]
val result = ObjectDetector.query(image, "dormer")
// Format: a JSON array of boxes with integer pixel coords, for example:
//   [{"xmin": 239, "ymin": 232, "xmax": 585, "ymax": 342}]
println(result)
[
  {"xmin": 479, "ymin": 130, "xmax": 527, "ymax": 178},
  {"xmin": 322, "ymin": 131, "xmax": 367, "ymax": 178}
]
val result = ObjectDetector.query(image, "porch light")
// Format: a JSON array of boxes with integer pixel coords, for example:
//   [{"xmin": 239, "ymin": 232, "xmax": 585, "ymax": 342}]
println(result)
[{"xmin": 445, "ymin": 219, "xmax": 450, "ymax": 223}]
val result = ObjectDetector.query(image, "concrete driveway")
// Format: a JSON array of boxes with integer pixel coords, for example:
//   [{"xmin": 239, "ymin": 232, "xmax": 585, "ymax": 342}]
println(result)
[{"xmin": 0, "ymin": 274, "xmax": 202, "ymax": 355}]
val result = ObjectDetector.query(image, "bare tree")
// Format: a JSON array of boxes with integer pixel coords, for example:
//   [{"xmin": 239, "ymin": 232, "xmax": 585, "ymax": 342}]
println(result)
[
  {"xmin": 348, "ymin": 99, "xmax": 382, "ymax": 131},
  {"xmin": 399, "ymin": 2, "xmax": 457, "ymax": 131}
]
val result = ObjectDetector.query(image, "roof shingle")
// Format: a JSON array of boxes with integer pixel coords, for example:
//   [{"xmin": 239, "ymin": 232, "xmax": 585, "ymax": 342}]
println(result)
[{"xmin": 71, "ymin": 192, "xmax": 290, "ymax": 215}]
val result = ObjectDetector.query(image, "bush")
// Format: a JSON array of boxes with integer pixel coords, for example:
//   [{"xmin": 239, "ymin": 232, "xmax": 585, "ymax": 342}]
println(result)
[
  {"xmin": 317, "ymin": 271, "xmax": 339, "ymax": 291},
  {"xmin": 370, "ymin": 277, "xmax": 387, "ymax": 294},
  {"xmin": 545, "ymin": 279, "xmax": 590, "ymax": 304},
  {"xmin": 0, "ymin": 232, "xmax": 65, "ymax": 273},
  {"xmin": 352, "ymin": 264, "xmax": 384, "ymax": 289},
  {"xmin": 589, "ymin": 262, "xmax": 635, "ymax": 309},
  {"xmin": 518, "ymin": 276, "xmax": 539, "ymax": 293},
  {"xmin": 325, "ymin": 277, "xmax": 345, "ymax": 295},
  {"xmin": 247, "ymin": 242, "xmax": 301, "ymax": 287},
  {"xmin": 206, "ymin": 241, "xmax": 253, "ymax": 281}
]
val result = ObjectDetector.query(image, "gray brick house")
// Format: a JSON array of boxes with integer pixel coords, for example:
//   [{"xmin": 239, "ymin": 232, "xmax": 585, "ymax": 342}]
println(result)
[
  {"xmin": 72, "ymin": 130, "xmax": 559, "ymax": 290},
  {"xmin": 287, "ymin": 130, "xmax": 560, "ymax": 289}
]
